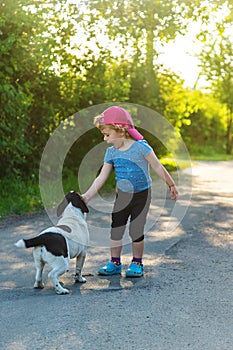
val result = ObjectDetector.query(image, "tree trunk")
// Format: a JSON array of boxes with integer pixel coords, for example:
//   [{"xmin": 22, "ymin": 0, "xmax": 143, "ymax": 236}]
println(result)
[{"xmin": 226, "ymin": 110, "xmax": 232, "ymax": 154}]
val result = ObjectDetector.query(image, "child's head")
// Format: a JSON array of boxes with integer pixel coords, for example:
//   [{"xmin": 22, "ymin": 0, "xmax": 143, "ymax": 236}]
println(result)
[
  {"xmin": 94, "ymin": 116, "xmax": 131, "ymax": 139},
  {"xmin": 94, "ymin": 106, "xmax": 143, "ymax": 140}
]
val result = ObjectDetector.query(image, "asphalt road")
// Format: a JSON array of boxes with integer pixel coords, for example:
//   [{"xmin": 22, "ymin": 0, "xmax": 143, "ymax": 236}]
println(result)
[{"xmin": 0, "ymin": 161, "xmax": 233, "ymax": 350}]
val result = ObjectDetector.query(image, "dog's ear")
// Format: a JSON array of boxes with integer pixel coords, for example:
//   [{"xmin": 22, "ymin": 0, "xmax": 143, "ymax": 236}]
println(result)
[
  {"xmin": 57, "ymin": 191, "xmax": 76, "ymax": 217},
  {"xmin": 67, "ymin": 191, "xmax": 89, "ymax": 213},
  {"xmin": 57, "ymin": 191, "xmax": 89, "ymax": 216},
  {"xmin": 72, "ymin": 192, "xmax": 89, "ymax": 213},
  {"xmin": 57, "ymin": 196, "xmax": 69, "ymax": 217}
]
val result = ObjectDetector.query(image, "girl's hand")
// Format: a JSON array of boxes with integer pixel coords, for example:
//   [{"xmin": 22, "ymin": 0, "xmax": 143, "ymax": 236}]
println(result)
[
  {"xmin": 169, "ymin": 185, "xmax": 178, "ymax": 201},
  {"xmin": 81, "ymin": 194, "xmax": 88, "ymax": 204}
]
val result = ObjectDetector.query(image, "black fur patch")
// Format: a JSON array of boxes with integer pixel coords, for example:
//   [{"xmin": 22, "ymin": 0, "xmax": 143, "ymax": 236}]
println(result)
[
  {"xmin": 57, "ymin": 191, "xmax": 89, "ymax": 217},
  {"xmin": 24, "ymin": 233, "xmax": 68, "ymax": 257}
]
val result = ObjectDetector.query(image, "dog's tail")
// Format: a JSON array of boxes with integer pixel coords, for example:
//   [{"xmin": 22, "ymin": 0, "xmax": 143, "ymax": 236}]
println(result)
[
  {"xmin": 15, "ymin": 234, "xmax": 68, "ymax": 258},
  {"xmin": 15, "ymin": 239, "xmax": 26, "ymax": 248},
  {"xmin": 15, "ymin": 235, "xmax": 49, "ymax": 249}
]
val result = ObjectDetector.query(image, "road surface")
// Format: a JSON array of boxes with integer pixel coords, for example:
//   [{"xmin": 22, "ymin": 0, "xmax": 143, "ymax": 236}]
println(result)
[{"xmin": 0, "ymin": 161, "xmax": 233, "ymax": 350}]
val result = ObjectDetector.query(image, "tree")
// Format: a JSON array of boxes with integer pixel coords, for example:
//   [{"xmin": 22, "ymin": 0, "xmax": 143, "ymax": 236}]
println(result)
[
  {"xmin": 84, "ymin": 0, "xmax": 205, "ymax": 109},
  {"xmin": 198, "ymin": 4, "xmax": 233, "ymax": 153},
  {"xmin": 0, "ymin": 0, "xmax": 38, "ymax": 176},
  {"xmin": 181, "ymin": 91, "xmax": 227, "ymax": 155},
  {"xmin": 0, "ymin": 0, "xmax": 79, "ymax": 177}
]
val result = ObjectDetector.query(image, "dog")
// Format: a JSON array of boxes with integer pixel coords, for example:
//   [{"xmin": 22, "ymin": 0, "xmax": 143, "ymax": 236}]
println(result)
[{"xmin": 15, "ymin": 191, "xmax": 89, "ymax": 295}]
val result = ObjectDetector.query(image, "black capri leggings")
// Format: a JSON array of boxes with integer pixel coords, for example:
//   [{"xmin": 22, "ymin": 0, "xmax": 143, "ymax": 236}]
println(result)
[{"xmin": 110, "ymin": 188, "xmax": 151, "ymax": 242}]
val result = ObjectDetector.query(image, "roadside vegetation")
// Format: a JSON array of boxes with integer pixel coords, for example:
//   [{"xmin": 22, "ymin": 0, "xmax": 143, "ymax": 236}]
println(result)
[
  {"xmin": 0, "ymin": 0, "xmax": 232, "ymax": 219},
  {"xmin": 1, "ymin": 153, "xmax": 232, "ymax": 220}
]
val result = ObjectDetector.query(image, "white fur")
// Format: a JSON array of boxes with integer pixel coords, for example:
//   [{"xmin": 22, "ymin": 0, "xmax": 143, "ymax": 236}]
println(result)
[
  {"xmin": 15, "ymin": 239, "xmax": 26, "ymax": 248},
  {"xmin": 15, "ymin": 202, "xmax": 89, "ymax": 295}
]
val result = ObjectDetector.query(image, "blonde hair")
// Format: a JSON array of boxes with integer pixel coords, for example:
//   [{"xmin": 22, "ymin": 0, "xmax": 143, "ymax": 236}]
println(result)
[{"xmin": 93, "ymin": 114, "xmax": 132, "ymax": 139}]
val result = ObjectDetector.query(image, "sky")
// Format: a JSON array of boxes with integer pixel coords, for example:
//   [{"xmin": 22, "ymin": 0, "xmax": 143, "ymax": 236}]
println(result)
[
  {"xmin": 157, "ymin": 41, "xmax": 202, "ymax": 89},
  {"xmin": 157, "ymin": 3, "xmax": 232, "ymax": 89},
  {"xmin": 156, "ymin": 22, "xmax": 205, "ymax": 89}
]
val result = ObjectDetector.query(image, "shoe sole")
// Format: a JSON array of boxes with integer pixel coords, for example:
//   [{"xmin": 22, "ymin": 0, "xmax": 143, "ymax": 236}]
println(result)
[
  {"xmin": 98, "ymin": 271, "xmax": 122, "ymax": 276},
  {"xmin": 98, "ymin": 272, "xmax": 122, "ymax": 276},
  {"xmin": 125, "ymin": 273, "xmax": 143, "ymax": 278}
]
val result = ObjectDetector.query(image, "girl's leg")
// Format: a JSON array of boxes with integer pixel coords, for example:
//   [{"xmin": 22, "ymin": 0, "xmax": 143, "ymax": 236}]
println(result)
[
  {"xmin": 132, "ymin": 239, "xmax": 144, "ymax": 259},
  {"xmin": 110, "ymin": 190, "xmax": 131, "ymax": 261},
  {"xmin": 129, "ymin": 189, "xmax": 151, "ymax": 243},
  {"xmin": 126, "ymin": 189, "xmax": 151, "ymax": 277},
  {"xmin": 98, "ymin": 191, "xmax": 130, "ymax": 275},
  {"xmin": 110, "ymin": 239, "xmax": 123, "ymax": 259},
  {"xmin": 98, "ymin": 239, "xmax": 123, "ymax": 275}
]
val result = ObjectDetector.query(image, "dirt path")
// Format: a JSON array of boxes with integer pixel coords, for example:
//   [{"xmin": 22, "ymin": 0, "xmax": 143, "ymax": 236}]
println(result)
[{"xmin": 0, "ymin": 161, "xmax": 233, "ymax": 350}]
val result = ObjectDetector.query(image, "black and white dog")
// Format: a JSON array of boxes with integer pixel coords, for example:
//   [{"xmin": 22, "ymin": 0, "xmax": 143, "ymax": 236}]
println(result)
[{"xmin": 15, "ymin": 191, "xmax": 89, "ymax": 295}]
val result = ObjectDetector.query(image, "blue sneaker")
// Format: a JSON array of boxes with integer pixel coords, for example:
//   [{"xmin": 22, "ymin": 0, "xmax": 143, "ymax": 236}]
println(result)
[
  {"xmin": 125, "ymin": 263, "xmax": 144, "ymax": 277},
  {"xmin": 98, "ymin": 261, "xmax": 122, "ymax": 276}
]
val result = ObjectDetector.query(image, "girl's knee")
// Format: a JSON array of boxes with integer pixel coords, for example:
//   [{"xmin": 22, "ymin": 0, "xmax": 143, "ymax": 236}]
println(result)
[{"xmin": 131, "ymin": 234, "xmax": 144, "ymax": 242}]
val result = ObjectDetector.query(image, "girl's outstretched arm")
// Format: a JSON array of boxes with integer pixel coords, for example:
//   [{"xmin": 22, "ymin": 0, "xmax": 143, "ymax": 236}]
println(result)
[
  {"xmin": 146, "ymin": 151, "xmax": 178, "ymax": 201},
  {"xmin": 82, "ymin": 162, "xmax": 113, "ymax": 204}
]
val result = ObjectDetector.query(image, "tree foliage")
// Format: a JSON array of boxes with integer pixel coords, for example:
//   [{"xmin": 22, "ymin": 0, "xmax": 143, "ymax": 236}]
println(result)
[
  {"xmin": 198, "ymin": 3, "xmax": 233, "ymax": 153},
  {"xmin": 0, "ymin": 0, "xmax": 232, "ymax": 182},
  {"xmin": 181, "ymin": 91, "xmax": 227, "ymax": 154}
]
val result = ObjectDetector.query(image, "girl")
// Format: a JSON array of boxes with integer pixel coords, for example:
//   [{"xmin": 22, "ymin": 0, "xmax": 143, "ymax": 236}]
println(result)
[{"xmin": 82, "ymin": 106, "xmax": 178, "ymax": 277}]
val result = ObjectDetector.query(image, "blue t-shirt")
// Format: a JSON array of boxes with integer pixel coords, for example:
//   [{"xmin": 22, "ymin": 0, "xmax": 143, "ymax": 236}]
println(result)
[{"xmin": 104, "ymin": 140, "xmax": 152, "ymax": 193}]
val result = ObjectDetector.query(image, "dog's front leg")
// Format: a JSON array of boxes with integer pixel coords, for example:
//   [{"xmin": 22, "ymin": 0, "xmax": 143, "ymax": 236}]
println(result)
[{"xmin": 74, "ymin": 253, "xmax": 86, "ymax": 283}]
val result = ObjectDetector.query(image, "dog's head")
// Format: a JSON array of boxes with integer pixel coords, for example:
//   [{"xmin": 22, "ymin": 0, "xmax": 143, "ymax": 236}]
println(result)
[{"xmin": 57, "ymin": 191, "xmax": 89, "ymax": 217}]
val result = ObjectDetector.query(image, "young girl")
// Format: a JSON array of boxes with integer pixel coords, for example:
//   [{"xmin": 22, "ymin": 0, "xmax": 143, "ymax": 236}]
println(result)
[{"xmin": 82, "ymin": 106, "xmax": 178, "ymax": 277}]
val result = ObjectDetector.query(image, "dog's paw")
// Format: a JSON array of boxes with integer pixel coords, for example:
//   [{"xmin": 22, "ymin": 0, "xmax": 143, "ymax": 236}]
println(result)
[
  {"xmin": 55, "ymin": 287, "xmax": 70, "ymax": 295},
  {"xmin": 34, "ymin": 281, "xmax": 45, "ymax": 289},
  {"xmin": 74, "ymin": 274, "xmax": 87, "ymax": 283}
]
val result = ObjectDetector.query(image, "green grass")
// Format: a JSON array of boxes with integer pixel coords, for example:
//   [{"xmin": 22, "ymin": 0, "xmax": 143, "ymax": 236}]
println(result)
[
  {"xmin": 0, "ymin": 177, "xmax": 43, "ymax": 220},
  {"xmin": 190, "ymin": 153, "xmax": 233, "ymax": 161}
]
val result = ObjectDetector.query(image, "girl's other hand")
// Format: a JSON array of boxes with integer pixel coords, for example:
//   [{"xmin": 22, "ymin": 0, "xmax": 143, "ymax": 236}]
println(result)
[{"xmin": 169, "ymin": 185, "xmax": 178, "ymax": 201}]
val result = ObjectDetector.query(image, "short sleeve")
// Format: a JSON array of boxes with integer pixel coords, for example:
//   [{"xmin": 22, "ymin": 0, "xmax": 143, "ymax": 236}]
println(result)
[
  {"xmin": 137, "ymin": 140, "xmax": 153, "ymax": 157},
  {"xmin": 104, "ymin": 147, "xmax": 114, "ymax": 165}
]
